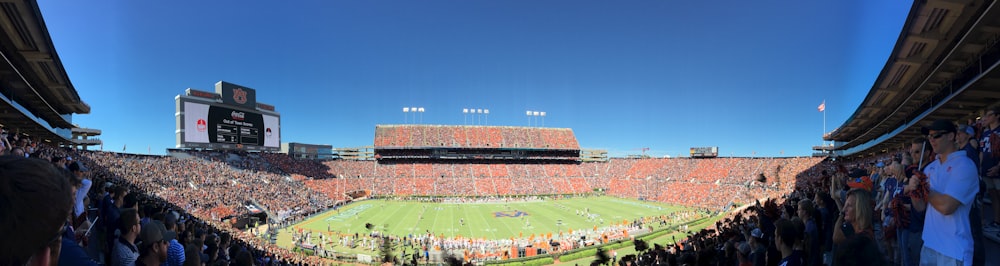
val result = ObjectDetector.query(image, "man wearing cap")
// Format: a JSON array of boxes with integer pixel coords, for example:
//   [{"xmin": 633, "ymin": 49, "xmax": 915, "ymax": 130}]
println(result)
[
  {"xmin": 747, "ymin": 228, "xmax": 766, "ymax": 266},
  {"xmin": 69, "ymin": 161, "xmax": 92, "ymax": 227},
  {"xmin": 136, "ymin": 221, "xmax": 170, "ymax": 266},
  {"xmin": 957, "ymin": 124, "xmax": 980, "ymax": 169},
  {"xmin": 956, "ymin": 123, "xmax": 987, "ymax": 266},
  {"xmin": 915, "ymin": 119, "xmax": 978, "ymax": 265},
  {"xmin": 164, "ymin": 212, "xmax": 185, "ymax": 266}
]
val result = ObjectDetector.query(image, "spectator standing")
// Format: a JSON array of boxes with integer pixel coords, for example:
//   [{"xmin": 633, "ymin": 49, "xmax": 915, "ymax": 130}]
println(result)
[
  {"xmin": 69, "ymin": 161, "xmax": 93, "ymax": 227},
  {"xmin": 137, "ymin": 221, "xmax": 170, "ymax": 266},
  {"xmin": 957, "ymin": 123, "xmax": 986, "ymax": 266},
  {"xmin": 774, "ymin": 218, "xmax": 801, "ymax": 266},
  {"xmin": 797, "ymin": 199, "xmax": 820, "ymax": 266},
  {"xmin": 111, "ymin": 208, "xmax": 140, "ymax": 266},
  {"xmin": 833, "ymin": 189, "xmax": 882, "ymax": 265},
  {"xmin": 164, "ymin": 212, "xmax": 185, "ymax": 266},
  {"xmin": 915, "ymin": 120, "xmax": 979, "ymax": 265},
  {"xmin": 980, "ymin": 106, "xmax": 1000, "ymax": 235},
  {"xmin": 0, "ymin": 156, "xmax": 74, "ymax": 266}
]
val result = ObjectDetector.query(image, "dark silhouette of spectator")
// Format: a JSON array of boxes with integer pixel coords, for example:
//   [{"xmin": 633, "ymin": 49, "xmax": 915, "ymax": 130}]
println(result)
[{"xmin": 0, "ymin": 156, "xmax": 74, "ymax": 266}]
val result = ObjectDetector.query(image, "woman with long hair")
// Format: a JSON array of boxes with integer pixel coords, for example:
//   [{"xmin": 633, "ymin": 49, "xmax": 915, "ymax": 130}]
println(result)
[{"xmin": 833, "ymin": 189, "xmax": 884, "ymax": 265}]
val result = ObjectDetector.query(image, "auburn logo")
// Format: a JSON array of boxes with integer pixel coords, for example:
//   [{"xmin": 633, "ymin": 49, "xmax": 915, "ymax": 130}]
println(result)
[{"xmin": 233, "ymin": 88, "xmax": 248, "ymax": 104}]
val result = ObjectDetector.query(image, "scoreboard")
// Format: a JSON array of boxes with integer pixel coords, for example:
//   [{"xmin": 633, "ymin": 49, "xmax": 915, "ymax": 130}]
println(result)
[
  {"xmin": 690, "ymin": 147, "xmax": 718, "ymax": 158},
  {"xmin": 176, "ymin": 82, "xmax": 280, "ymax": 151}
]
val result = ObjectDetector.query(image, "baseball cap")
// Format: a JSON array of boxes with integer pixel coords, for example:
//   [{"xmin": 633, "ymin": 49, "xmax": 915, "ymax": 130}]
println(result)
[
  {"xmin": 139, "ymin": 220, "xmax": 168, "ymax": 249},
  {"xmin": 68, "ymin": 161, "xmax": 89, "ymax": 172},
  {"xmin": 750, "ymin": 228, "xmax": 764, "ymax": 239},
  {"xmin": 165, "ymin": 211, "xmax": 179, "ymax": 228},
  {"xmin": 738, "ymin": 242, "xmax": 751, "ymax": 256},
  {"xmin": 921, "ymin": 119, "xmax": 956, "ymax": 135},
  {"xmin": 958, "ymin": 124, "xmax": 975, "ymax": 135}
]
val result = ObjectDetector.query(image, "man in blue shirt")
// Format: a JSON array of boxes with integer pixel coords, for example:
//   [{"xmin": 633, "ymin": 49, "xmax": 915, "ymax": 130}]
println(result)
[{"xmin": 164, "ymin": 212, "xmax": 185, "ymax": 266}]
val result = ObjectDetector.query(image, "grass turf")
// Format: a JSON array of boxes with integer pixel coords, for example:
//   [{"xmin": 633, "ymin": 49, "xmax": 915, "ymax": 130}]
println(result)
[{"xmin": 275, "ymin": 196, "xmax": 695, "ymax": 255}]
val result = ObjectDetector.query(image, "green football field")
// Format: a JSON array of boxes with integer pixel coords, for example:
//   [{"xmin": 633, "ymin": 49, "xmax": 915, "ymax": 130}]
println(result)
[{"xmin": 275, "ymin": 196, "xmax": 694, "ymax": 252}]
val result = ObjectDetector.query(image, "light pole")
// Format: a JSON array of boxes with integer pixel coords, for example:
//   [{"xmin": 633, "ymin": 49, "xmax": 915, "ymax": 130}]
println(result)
[
  {"xmin": 526, "ymin": 110, "xmax": 532, "ymax": 126},
  {"xmin": 417, "ymin": 107, "xmax": 425, "ymax": 124},
  {"xmin": 403, "ymin": 107, "xmax": 424, "ymax": 124},
  {"xmin": 463, "ymin": 108, "xmax": 469, "ymax": 125},
  {"xmin": 465, "ymin": 108, "xmax": 489, "ymax": 125},
  {"xmin": 410, "ymin": 107, "xmax": 417, "ymax": 124},
  {"xmin": 527, "ymin": 111, "xmax": 545, "ymax": 127}
]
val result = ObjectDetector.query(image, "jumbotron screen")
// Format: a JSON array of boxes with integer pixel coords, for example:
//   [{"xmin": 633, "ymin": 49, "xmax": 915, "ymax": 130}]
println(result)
[{"xmin": 182, "ymin": 101, "xmax": 280, "ymax": 148}]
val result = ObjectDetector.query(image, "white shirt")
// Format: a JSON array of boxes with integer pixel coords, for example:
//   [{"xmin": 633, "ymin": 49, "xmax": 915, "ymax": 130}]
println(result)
[
  {"xmin": 75, "ymin": 178, "xmax": 92, "ymax": 217},
  {"xmin": 922, "ymin": 150, "xmax": 978, "ymax": 264}
]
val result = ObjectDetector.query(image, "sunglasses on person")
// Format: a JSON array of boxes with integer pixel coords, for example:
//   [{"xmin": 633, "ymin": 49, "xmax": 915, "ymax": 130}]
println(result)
[{"xmin": 928, "ymin": 131, "xmax": 952, "ymax": 140}]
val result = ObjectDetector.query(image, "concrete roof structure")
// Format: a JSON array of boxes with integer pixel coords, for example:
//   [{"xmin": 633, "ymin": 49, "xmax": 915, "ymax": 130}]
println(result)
[
  {"xmin": 825, "ymin": 0, "xmax": 1000, "ymax": 157},
  {"xmin": 0, "ymin": 0, "xmax": 92, "ymax": 143}
]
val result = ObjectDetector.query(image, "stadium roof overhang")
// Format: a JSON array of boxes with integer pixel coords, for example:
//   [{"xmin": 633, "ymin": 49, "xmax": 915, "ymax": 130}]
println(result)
[
  {"xmin": 0, "ymin": 0, "xmax": 89, "ymax": 139},
  {"xmin": 826, "ymin": 0, "xmax": 1000, "ymax": 157}
]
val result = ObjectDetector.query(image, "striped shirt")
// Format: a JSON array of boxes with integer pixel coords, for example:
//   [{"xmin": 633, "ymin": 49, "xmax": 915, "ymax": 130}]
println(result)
[{"xmin": 166, "ymin": 238, "xmax": 185, "ymax": 266}]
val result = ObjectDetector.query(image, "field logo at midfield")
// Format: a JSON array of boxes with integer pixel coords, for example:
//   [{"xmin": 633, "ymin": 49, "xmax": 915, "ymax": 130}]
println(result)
[
  {"xmin": 494, "ymin": 210, "xmax": 529, "ymax": 218},
  {"xmin": 325, "ymin": 204, "xmax": 371, "ymax": 221}
]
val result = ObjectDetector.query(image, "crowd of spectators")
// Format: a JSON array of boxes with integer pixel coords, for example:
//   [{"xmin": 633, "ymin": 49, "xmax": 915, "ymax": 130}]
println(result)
[
  {"xmin": 306, "ymin": 157, "xmax": 824, "ymax": 210},
  {"xmin": 11, "ymin": 108, "xmax": 999, "ymax": 266},
  {"xmin": 610, "ymin": 113, "xmax": 1000, "ymax": 266},
  {"xmin": 0, "ymin": 137, "xmax": 344, "ymax": 265},
  {"xmin": 374, "ymin": 125, "xmax": 580, "ymax": 149}
]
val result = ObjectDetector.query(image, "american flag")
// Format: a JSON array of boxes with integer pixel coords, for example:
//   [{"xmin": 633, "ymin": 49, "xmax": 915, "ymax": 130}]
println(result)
[{"xmin": 817, "ymin": 101, "xmax": 826, "ymax": 112}]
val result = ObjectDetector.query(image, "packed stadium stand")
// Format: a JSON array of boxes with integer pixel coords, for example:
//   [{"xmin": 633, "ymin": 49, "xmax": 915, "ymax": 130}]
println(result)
[{"xmin": 7, "ymin": 0, "xmax": 1000, "ymax": 265}]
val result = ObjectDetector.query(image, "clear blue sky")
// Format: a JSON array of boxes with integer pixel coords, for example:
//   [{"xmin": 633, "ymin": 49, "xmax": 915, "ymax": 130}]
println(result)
[{"xmin": 39, "ymin": 0, "xmax": 911, "ymax": 157}]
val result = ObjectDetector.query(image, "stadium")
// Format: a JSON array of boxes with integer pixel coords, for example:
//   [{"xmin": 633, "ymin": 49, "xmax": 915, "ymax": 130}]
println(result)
[{"xmin": 2, "ymin": 0, "xmax": 1000, "ymax": 266}]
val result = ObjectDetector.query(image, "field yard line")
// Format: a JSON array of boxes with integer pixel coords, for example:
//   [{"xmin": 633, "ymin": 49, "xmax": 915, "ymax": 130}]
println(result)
[
  {"xmin": 402, "ymin": 202, "xmax": 422, "ymax": 235},
  {"xmin": 473, "ymin": 203, "xmax": 498, "ymax": 239},
  {"xmin": 374, "ymin": 202, "xmax": 403, "ymax": 234},
  {"xmin": 431, "ymin": 204, "xmax": 441, "ymax": 237},
  {"xmin": 447, "ymin": 204, "xmax": 456, "ymax": 237},
  {"xmin": 530, "ymin": 201, "xmax": 566, "ymax": 235},
  {"xmin": 494, "ymin": 206, "xmax": 519, "ymax": 240}
]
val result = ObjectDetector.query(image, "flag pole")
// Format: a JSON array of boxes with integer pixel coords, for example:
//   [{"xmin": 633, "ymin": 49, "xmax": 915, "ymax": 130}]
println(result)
[{"xmin": 823, "ymin": 100, "xmax": 826, "ymax": 147}]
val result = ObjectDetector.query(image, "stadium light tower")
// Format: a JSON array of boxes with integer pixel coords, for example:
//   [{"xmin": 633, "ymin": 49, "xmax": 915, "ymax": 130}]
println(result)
[
  {"xmin": 463, "ymin": 108, "xmax": 469, "ymax": 125},
  {"xmin": 526, "ymin": 110, "xmax": 532, "ymax": 126},
  {"xmin": 403, "ymin": 107, "xmax": 409, "ymax": 124},
  {"xmin": 528, "ymin": 111, "xmax": 545, "ymax": 127},
  {"xmin": 484, "ymin": 109, "xmax": 489, "ymax": 125},
  {"xmin": 418, "ymin": 107, "xmax": 425, "ymax": 124},
  {"xmin": 410, "ymin": 107, "xmax": 417, "ymax": 124}
]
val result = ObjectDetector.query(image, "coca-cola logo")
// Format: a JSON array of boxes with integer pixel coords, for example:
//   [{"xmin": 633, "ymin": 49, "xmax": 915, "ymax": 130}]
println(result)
[{"xmin": 231, "ymin": 111, "xmax": 245, "ymax": 120}]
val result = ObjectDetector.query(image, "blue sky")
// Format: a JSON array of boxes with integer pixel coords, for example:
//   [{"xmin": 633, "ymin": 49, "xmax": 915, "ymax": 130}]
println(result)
[{"xmin": 39, "ymin": 0, "xmax": 911, "ymax": 157}]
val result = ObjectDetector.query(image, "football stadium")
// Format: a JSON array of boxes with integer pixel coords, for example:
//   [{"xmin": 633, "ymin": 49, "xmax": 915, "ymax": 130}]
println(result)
[{"xmin": 3, "ymin": 0, "xmax": 1000, "ymax": 266}]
